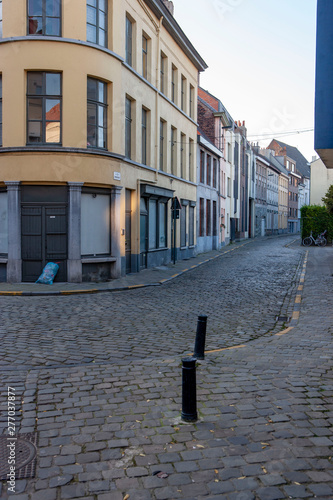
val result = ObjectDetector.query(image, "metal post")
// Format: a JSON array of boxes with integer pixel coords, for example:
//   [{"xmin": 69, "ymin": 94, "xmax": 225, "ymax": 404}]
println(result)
[
  {"xmin": 181, "ymin": 357, "xmax": 197, "ymax": 422},
  {"xmin": 193, "ymin": 315, "xmax": 208, "ymax": 360}
]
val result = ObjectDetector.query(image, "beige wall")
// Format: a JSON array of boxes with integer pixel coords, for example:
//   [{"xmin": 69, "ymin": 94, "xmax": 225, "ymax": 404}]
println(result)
[
  {"xmin": 310, "ymin": 158, "xmax": 333, "ymax": 205},
  {"xmin": 278, "ymin": 174, "xmax": 288, "ymax": 230},
  {"xmin": 1, "ymin": 0, "xmax": 203, "ymax": 268}
]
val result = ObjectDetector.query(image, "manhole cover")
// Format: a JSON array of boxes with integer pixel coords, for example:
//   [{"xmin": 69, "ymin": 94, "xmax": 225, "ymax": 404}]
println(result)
[{"xmin": 0, "ymin": 433, "xmax": 37, "ymax": 480}]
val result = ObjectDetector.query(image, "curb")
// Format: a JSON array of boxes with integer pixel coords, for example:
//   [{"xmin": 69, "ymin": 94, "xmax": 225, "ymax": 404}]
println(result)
[{"xmin": 0, "ymin": 241, "xmax": 253, "ymax": 297}]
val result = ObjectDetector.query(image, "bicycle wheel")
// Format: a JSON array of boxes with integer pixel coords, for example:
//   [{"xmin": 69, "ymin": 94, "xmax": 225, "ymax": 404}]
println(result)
[
  {"xmin": 302, "ymin": 237, "xmax": 312, "ymax": 247},
  {"xmin": 318, "ymin": 237, "xmax": 327, "ymax": 247}
]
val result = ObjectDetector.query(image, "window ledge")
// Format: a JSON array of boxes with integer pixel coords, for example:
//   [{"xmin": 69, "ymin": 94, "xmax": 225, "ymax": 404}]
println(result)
[
  {"xmin": 81, "ymin": 257, "xmax": 117, "ymax": 264},
  {"xmin": 0, "ymin": 258, "xmax": 8, "ymax": 264}
]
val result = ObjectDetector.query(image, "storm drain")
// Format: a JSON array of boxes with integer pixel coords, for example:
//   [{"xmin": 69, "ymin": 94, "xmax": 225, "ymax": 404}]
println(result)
[
  {"xmin": 276, "ymin": 316, "xmax": 290, "ymax": 323},
  {"xmin": 0, "ymin": 433, "xmax": 37, "ymax": 480}
]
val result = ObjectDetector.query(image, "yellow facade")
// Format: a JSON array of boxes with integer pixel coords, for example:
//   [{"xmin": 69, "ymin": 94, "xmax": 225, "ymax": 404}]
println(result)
[
  {"xmin": 0, "ymin": 0, "xmax": 206, "ymax": 282},
  {"xmin": 278, "ymin": 173, "xmax": 289, "ymax": 232}
]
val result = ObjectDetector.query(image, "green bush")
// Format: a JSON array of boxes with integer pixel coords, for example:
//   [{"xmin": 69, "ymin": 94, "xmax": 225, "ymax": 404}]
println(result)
[{"xmin": 300, "ymin": 205, "xmax": 333, "ymax": 243}]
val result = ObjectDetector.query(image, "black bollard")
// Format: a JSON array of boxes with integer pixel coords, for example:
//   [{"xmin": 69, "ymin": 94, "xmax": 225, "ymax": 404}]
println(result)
[
  {"xmin": 193, "ymin": 315, "xmax": 208, "ymax": 360},
  {"xmin": 181, "ymin": 357, "xmax": 198, "ymax": 422}
]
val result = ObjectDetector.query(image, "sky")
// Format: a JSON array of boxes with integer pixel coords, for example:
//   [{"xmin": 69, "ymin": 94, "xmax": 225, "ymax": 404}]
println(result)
[{"xmin": 173, "ymin": 0, "xmax": 317, "ymax": 163}]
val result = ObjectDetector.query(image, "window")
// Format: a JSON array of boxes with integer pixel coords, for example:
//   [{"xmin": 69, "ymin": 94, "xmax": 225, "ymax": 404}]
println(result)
[
  {"xmin": 0, "ymin": 75, "xmax": 2, "ymax": 146},
  {"xmin": 87, "ymin": 77, "xmax": 107, "ymax": 149},
  {"xmin": 180, "ymin": 133, "xmax": 185, "ymax": 178},
  {"xmin": 200, "ymin": 150, "xmax": 205, "ymax": 184},
  {"xmin": 199, "ymin": 198, "xmax": 204, "ymax": 237},
  {"xmin": 87, "ymin": 0, "xmax": 107, "ymax": 47},
  {"xmin": 142, "ymin": 34, "xmax": 148, "ymax": 79},
  {"xmin": 189, "ymin": 205, "xmax": 195, "ymax": 246},
  {"xmin": 171, "ymin": 126, "xmax": 176, "ymax": 175},
  {"xmin": 125, "ymin": 16, "xmax": 133, "ymax": 66},
  {"xmin": 189, "ymin": 84, "xmax": 194, "ymax": 119},
  {"xmin": 206, "ymin": 199, "xmax": 211, "ymax": 236},
  {"xmin": 180, "ymin": 203, "xmax": 187, "ymax": 247},
  {"xmin": 213, "ymin": 201, "xmax": 217, "ymax": 236},
  {"xmin": 181, "ymin": 75, "xmax": 186, "ymax": 112},
  {"xmin": 0, "ymin": 191, "xmax": 8, "ymax": 253},
  {"xmin": 27, "ymin": 72, "xmax": 61, "ymax": 144},
  {"xmin": 160, "ymin": 52, "xmax": 166, "ymax": 94},
  {"xmin": 171, "ymin": 65, "xmax": 177, "ymax": 103},
  {"xmin": 28, "ymin": 0, "xmax": 61, "ymax": 36},
  {"xmin": 227, "ymin": 177, "xmax": 231, "ymax": 197},
  {"xmin": 0, "ymin": 0, "xmax": 2, "ymax": 38},
  {"xmin": 141, "ymin": 108, "xmax": 147, "ymax": 165},
  {"xmin": 159, "ymin": 119, "xmax": 165, "ymax": 171},
  {"xmin": 148, "ymin": 199, "xmax": 167, "ymax": 249},
  {"xmin": 213, "ymin": 158, "xmax": 217, "ymax": 188},
  {"xmin": 206, "ymin": 155, "xmax": 211, "ymax": 185},
  {"xmin": 228, "ymin": 142, "xmax": 232, "ymax": 162},
  {"xmin": 189, "ymin": 138, "xmax": 194, "ymax": 182},
  {"xmin": 125, "ymin": 97, "xmax": 132, "ymax": 159},
  {"xmin": 81, "ymin": 191, "xmax": 110, "ymax": 256}
]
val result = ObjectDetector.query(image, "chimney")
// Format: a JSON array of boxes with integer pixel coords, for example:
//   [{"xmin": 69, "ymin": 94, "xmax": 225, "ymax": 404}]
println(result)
[
  {"xmin": 162, "ymin": 0, "xmax": 174, "ymax": 15},
  {"xmin": 312, "ymin": 155, "xmax": 317, "ymax": 162}
]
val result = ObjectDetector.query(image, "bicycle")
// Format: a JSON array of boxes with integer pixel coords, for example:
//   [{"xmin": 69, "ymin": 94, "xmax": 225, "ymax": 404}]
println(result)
[{"xmin": 302, "ymin": 230, "xmax": 327, "ymax": 247}]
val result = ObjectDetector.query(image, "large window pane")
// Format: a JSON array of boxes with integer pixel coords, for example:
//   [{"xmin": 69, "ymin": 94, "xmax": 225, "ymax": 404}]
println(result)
[
  {"xmin": 0, "ymin": 192, "xmax": 8, "ymax": 254},
  {"xmin": 81, "ymin": 193, "xmax": 110, "ymax": 255},
  {"xmin": 27, "ymin": 72, "xmax": 61, "ymax": 144},
  {"xmin": 87, "ymin": 78, "xmax": 107, "ymax": 149},
  {"xmin": 87, "ymin": 0, "xmax": 107, "ymax": 47},
  {"xmin": 126, "ymin": 17, "xmax": 132, "ymax": 66},
  {"xmin": 148, "ymin": 199, "xmax": 157, "ymax": 249},
  {"xmin": 28, "ymin": 0, "xmax": 61, "ymax": 35}
]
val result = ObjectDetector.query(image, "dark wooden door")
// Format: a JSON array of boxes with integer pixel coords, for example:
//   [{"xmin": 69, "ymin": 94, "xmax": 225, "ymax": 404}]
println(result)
[{"xmin": 22, "ymin": 204, "xmax": 67, "ymax": 282}]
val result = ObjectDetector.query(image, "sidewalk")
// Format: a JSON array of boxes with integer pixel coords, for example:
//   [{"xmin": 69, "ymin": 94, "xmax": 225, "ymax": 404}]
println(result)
[{"xmin": 0, "ymin": 239, "xmax": 258, "ymax": 296}]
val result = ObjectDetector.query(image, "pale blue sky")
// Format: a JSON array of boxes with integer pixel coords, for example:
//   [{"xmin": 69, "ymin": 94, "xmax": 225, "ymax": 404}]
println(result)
[{"xmin": 174, "ymin": 0, "xmax": 317, "ymax": 161}]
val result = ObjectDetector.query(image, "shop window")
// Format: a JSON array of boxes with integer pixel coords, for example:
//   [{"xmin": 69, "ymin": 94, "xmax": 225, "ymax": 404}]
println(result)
[
  {"xmin": 27, "ymin": 71, "xmax": 61, "ymax": 144},
  {"xmin": 147, "ymin": 199, "xmax": 167, "ymax": 249},
  {"xmin": 28, "ymin": 0, "xmax": 61, "ymax": 36},
  {"xmin": 87, "ymin": 0, "xmax": 107, "ymax": 47},
  {"xmin": 180, "ymin": 203, "xmax": 187, "ymax": 247},
  {"xmin": 189, "ymin": 205, "xmax": 195, "ymax": 246}
]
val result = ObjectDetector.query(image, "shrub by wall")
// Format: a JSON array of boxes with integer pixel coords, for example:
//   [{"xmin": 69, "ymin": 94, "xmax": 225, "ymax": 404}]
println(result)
[{"xmin": 300, "ymin": 205, "xmax": 333, "ymax": 242}]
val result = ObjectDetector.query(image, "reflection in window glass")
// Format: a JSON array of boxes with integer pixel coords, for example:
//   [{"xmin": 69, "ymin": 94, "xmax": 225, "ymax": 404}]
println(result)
[
  {"xmin": 27, "ymin": 72, "xmax": 61, "ymax": 144},
  {"xmin": 149, "ymin": 199, "xmax": 157, "ymax": 249},
  {"xmin": 87, "ymin": 78, "xmax": 107, "ymax": 149},
  {"xmin": 87, "ymin": 0, "xmax": 107, "ymax": 47},
  {"xmin": 28, "ymin": 0, "xmax": 61, "ymax": 36}
]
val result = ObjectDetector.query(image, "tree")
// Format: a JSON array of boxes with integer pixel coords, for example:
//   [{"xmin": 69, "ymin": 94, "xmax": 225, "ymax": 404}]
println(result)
[{"xmin": 322, "ymin": 184, "xmax": 333, "ymax": 215}]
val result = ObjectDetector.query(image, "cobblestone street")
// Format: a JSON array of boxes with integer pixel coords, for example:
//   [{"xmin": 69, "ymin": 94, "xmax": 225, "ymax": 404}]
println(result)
[
  {"xmin": 1, "ymin": 236, "xmax": 303, "ymax": 368},
  {"xmin": 0, "ymin": 236, "xmax": 333, "ymax": 500}
]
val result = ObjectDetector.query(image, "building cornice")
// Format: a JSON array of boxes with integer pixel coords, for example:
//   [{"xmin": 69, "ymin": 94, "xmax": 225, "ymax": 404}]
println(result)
[{"xmin": 143, "ymin": 0, "xmax": 207, "ymax": 71}]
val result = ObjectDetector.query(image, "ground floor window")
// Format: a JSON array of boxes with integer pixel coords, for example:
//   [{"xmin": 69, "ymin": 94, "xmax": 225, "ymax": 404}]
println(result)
[
  {"xmin": 0, "ymin": 191, "xmax": 8, "ymax": 254},
  {"xmin": 189, "ymin": 205, "xmax": 195, "ymax": 246},
  {"xmin": 180, "ymin": 203, "xmax": 187, "ymax": 247},
  {"xmin": 81, "ymin": 190, "xmax": 111, "ymax": 256},
  {"xmin": 143, "ymin": 197, "xmax": 167, "ymax": 251}
]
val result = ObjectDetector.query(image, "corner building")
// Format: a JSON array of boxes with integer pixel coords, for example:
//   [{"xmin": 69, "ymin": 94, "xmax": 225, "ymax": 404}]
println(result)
[{"xmin": 0, "ymin": 0, "xmax": 207, "ymax": 282}]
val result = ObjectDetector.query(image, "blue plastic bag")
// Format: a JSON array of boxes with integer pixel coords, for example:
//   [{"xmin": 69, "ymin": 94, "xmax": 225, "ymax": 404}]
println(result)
[{"xmin": 36, "ymin": 262, "xmax": 59, "ymax": 284}]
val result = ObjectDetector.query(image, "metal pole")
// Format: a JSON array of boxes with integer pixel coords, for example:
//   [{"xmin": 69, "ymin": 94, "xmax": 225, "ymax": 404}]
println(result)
[
  {"xmin": 181, "ymin": 357, "xmax": 198, "ymax": 422},
  {"xmin": 193, "ymin": 315, "xmax": 208, "ymax": 360}
]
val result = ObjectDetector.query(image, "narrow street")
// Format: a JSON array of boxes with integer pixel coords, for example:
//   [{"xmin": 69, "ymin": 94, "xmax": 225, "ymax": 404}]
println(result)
[{"xmin": 0, "ymin": 236, "xmax": 333, "ymax": 500}]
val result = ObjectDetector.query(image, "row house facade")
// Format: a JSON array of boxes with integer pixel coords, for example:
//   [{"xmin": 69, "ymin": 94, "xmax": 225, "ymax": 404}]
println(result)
[
  {"xmin": 0, "ymin": 0, "xmax": 207, "ymax": 283},
  {"xmin": 268, "ymin": 140, "xmax": 310, "ymax": 234}
]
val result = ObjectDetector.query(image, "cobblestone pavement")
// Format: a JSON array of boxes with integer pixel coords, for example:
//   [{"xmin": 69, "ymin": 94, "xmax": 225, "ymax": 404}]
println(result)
[
  {"xmin": 0, "ymin": 236, "xmax": 333, "ymax": 499},
  {"xmin": 0, "ymin": 236, "xmax": 303, "ymax": 369}
]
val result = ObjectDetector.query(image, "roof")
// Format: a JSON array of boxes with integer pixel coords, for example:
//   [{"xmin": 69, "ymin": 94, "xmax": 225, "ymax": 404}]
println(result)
[
  {"xmin": 269, "ymin": 139, "xmax": 310, "ymax": 178},
  {"xmin": 197, "ymin": 128, "xmax": 223, "ymax": 157},
  {"xmin": 198, "ymin": 87, "xmax": 234, "ymax": 128},
  {"xmin": 259, "ymin": 149, "xmax": 289, "ymax": 176},
  {"xmin": 144, "ymin": 0, "xmax": 208, "ymax": 71}
]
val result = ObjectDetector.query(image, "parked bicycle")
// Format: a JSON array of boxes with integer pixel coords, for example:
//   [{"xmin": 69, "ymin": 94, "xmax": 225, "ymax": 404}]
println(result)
[{"xmin": 302, "ymin": 230, "xmax": 327, "ymax": 247}]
